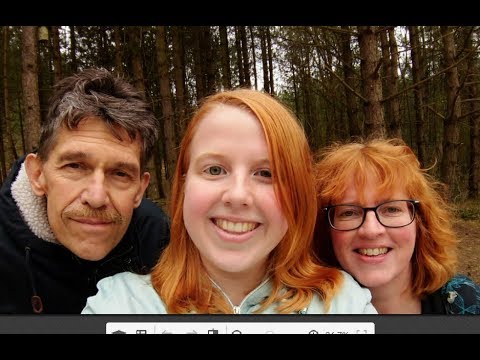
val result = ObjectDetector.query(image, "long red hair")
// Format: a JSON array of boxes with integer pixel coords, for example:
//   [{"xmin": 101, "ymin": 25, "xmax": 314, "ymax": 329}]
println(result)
[{"xmin": 151, "ymin": 89, "xmax": 343, "ymax": 313}]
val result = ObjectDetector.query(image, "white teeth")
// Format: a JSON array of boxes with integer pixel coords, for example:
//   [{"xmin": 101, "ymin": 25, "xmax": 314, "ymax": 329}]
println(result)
[
  {"xmin": 215, "ymin": 219, "xmax": 257, "ymax": 233},
  {"xmin": 358, "ymin": 247, "xmax": 388, "ymax": 256}
]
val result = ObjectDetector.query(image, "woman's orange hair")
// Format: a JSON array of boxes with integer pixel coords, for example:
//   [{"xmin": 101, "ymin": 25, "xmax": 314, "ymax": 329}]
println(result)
[
  {"xmin": 151, "ymin": 89, "xmax": 342, "ymax": 313},
  {"xmin": 314, "ymin": 138, "xmax": 457, "ymax": 297}
]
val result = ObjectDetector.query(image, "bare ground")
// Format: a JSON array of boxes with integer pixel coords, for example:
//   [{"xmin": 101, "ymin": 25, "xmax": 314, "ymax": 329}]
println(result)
[{"xmin": 455, "ymin": 219, "xmax": 480, "ymax": 284}]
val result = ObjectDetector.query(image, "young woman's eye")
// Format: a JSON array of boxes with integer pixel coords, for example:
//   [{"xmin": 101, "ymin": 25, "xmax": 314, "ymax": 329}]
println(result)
[
  {"xmin": 255, "ymin": 169, "xmax": 272, "ymax": 178},
  {"xmin": 205, "ymin": 165, "xmax": 225, "ymax": 176}
]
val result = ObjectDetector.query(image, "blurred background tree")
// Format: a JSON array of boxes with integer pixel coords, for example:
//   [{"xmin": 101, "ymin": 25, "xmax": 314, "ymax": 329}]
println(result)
[{"xmin": 1, "ymin": 25, "xmax": 479, "ymax": 206}]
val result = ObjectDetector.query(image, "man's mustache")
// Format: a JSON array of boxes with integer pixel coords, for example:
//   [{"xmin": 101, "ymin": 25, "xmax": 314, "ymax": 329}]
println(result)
[{"xmin": 62, "ymin": 208, "xmax": 123, "ymax": 224}]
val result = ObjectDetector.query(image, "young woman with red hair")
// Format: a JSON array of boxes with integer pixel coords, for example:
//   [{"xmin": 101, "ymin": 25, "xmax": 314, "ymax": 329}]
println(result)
[{"xmin": 83, "ymin": 89, "xmax": 375, "ymax": 314}]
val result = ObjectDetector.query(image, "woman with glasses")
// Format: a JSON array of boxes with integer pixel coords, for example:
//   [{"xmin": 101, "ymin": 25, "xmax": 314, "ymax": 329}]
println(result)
[{"xmin": 314, "ymin": 138, "xmax": 480, "ymax": 314}]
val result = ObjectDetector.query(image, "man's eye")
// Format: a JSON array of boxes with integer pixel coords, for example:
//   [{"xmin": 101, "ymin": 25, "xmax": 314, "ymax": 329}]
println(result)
[
  {"xmin": 65, "ymin": 163, "xmax": 81, "ymax": 169},
  {"xmin": 205, "ymin": 166, "xmax": 224, "ymax": 176},
  {"xmin": 114, "ymin": 171, "xmax": 128, "ymax": 178}
]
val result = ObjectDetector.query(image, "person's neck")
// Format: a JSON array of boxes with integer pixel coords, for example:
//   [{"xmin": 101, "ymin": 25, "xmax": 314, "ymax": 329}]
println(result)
[
  {"xmin": 369, "ymin": 270, "xmax": 421, "ymax": 314},
  {"xmin": 372, "ymin": 290, "xmax": 421, "ymax": 314},
  {"xmin": 209, "ymin": 266, "xmax": 267, "ymax": 306}
]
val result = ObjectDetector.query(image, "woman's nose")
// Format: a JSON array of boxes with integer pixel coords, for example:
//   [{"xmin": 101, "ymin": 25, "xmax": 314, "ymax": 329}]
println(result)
[
  {"xmin": 221, "ymin": 174, "xmax": 253, "ymax": 207},
  {"xmin": 358, "ymin": 210, "xmax": 385, "ymax": 236}
]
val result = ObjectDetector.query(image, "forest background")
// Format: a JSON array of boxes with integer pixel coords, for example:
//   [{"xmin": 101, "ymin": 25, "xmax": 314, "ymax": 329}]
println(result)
[{"xmin": 0, "ymin": 26, "xmax": 478, "ymax": 282}]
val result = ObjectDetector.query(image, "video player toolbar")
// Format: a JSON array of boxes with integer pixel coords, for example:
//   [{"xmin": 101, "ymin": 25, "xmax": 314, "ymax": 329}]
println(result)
[{"xmin": 106, "ymin": 322, "xmax": 374, "ymax": 334}]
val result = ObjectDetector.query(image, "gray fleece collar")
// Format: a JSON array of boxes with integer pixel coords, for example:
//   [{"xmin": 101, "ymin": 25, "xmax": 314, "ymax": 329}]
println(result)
[{"xmin": 10, "ymin": 162, "xmax": 57, "ymax": 243}]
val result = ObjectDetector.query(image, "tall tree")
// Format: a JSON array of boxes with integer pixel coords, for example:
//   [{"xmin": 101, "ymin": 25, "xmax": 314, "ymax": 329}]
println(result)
[
  {"xmin": 464, "ymin": 28, "xmax": 480, "ymax": 199},
  {"xmin": 266, "ymin": 26, "xmax": 274, "ymax": 94},
  {"xmin": 156, "ymin": 26, "xmax": 176, "ymax": 195},
  {"xmin": 380, "ymin": 27, "xmax": 401, "ymax": 138},
  {"xmin": 259, "ymin": 27, "xmax": 270, "ymax": 93},
  {"xmin": 440, "ymin": 26, "xmax": 462, "ymax": 195},
  {"xmin": 219, "ymin": 26, "xmax": 231, "ymax": 90},
  {"xmin": 21, "ymin": 26, "xmax": 41, "ymax": 153},
  {"xmin": 69, "ymin": 26, "xmax": 77, "ymax": 73},
  {"xmin": 339, "ymin": 26, "xmax": 361, "ymax": 138},
  {"xmin": 113, "ymin": 26, "xmax": 124, "ymax": 77},
  {"xmin": 234, "ymin": 26, "xmax": 244, "ymax": 86},
  {"xmin": 358, "ymin": 26, "xmax": 386, "ymax": 138},
  {"xmin": 0, "ymin": 26, "xmax": 6, "ymax": 181},
  {"xmin": 51, "ymin": 26, "xmax": 62, "ymax": 84},
  {"xmin": 249, "ymin": 26, "xmax": 258, "ymax": 90},
  {"xmin": 240, "ymin": 26, "xmax": 251, "ymax": 87},
  {"xmin": 192, "ymin": 27, "xmax": 205, "ymax": 101},
  {"xmin": 408, "ymin": 26, "xmax": 427, "ymax": 166},
  {"xmin": 171, "ymin": 26, "xmax": 188, "ymax": 138},
  {"xmin": 301, "ymin": 46, "xmax": 316, "ymax": 147},
  {"xmin": 2, "ymin": 26, "xmax": 18, "ymax": 176},
  {"xmin": 203, "ymin": 27, "xmax": 216, "ymax": 96},
  {"xmin": 127, "ymin": 27, "xmax": 146, "ymax": 95},
  {"xmin": 127, "ymin": 26, "xmax": 160, "ymax": 201}
]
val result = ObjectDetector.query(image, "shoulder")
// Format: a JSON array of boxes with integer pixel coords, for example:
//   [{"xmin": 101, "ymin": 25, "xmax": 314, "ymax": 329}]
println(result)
[
  {"xmin": 338, "ymin": 270, "xmax": 376, "ymax": 301},
  {"xmin": 133, "ymin": 198, "xmax": 170, "ymax": 223},
  {"xmin": 444, "ymin": 274, "xmax": 479, "ymax": 290},
  {"xmin": 91, "ymin": 272, "xmax": 154, "ymax": 300},
  {"xmin": 441, "ymin": 274, "xmax": 480, "ymax": 314},
  {"xmin": 130, "ymin": 198, "xmax": 170, "ymax": 239},
  {"xmin": 127, "ymin": 198, "xmax": 170, "ymax": 269},
  {"xmin": 82, "ymin": 272, "xmax": 167, "ymax": 314},
  {"xmin": 327, "ymin": 271, "xmax": 377, "ymax": 314},
  {"xmin": 308, "ymin": 271, "xmax": 377, "ymax": 314},
  {"xmin": 100, "ymin": 271, "xmax": 153, "ymax": 290},
  {"xmin": 1, "ymin": 155, "xmax": 24, "ymax": 198}
]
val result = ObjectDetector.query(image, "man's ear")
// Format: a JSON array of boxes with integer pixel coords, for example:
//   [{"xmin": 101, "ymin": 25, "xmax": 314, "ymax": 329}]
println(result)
[
  {"xmin": 134, "ymin": 172, "xmax": 150, "ymax": 207},
  {"xmin": 24, "ymin": 153, "xmax": 47, "ymax": 196}
]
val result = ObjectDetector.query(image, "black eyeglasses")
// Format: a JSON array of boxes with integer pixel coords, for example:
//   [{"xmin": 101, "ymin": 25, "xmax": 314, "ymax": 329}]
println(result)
[{"xmin": 324, "ymin": 199, "xmax": 420, "ymax": 231}]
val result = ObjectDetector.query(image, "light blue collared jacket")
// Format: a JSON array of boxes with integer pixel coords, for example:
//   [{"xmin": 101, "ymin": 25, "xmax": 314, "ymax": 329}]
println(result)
[
  {"xmin": 82, "ymin": 269, "xmax": 376, "ymax": 314},
  {"xmin": 82, "ymin": 271, "xmax": 377, "ymax": 314}
]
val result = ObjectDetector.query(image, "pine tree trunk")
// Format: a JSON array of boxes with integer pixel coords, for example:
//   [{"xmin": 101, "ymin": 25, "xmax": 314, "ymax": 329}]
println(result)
[{"xmin": 21, "ymin": 26, "xmax": 41, "ymax": 154}]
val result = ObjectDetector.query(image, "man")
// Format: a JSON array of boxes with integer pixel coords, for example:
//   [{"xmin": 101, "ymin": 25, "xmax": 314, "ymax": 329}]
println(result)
[{"xmin": 0, "ymin": 68, "xmax": 170, "ymax": 313}]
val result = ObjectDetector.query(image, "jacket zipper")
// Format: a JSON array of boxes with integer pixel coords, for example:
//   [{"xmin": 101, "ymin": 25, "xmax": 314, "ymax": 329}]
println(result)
[{"xmin": 209, "ymin": 276, "xmax": 271, "ymax": 314}]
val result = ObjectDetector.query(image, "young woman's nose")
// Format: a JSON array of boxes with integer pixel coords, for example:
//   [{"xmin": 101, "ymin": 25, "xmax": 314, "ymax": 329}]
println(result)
[{"xmin": 221, "ymin": 174, "xmax": 254, "ymax": 207}]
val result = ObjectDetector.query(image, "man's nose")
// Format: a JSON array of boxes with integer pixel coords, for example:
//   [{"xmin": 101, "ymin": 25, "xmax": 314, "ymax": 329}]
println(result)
[{"xmin": 80, "ymin": 171, "xmax": 110, "ymax": 208}]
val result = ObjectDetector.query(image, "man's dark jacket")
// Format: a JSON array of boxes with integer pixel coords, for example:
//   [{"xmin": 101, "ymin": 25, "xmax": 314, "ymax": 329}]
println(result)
[{"xmin": 0, "ymin": 156, "xmax": 170, "ymax": 314}]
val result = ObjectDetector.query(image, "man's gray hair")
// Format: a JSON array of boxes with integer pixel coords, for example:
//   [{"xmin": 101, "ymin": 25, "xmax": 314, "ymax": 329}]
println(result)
[{"xmin": 37, "ymin": 67, "xmax": 159, "ymax": 171}]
